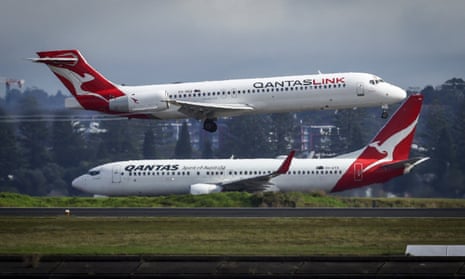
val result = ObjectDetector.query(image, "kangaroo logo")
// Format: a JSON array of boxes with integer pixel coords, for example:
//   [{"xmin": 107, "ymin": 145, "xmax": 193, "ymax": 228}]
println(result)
[
  {"xmin": 49, "ymin": 66, "xmax": 96, "ymax": 95},
  {"xmin": 47, "ymin": 65, "xmax": 109, "ymax": 104},
  {"xmin": 363, "ymin": 117, "xmax": 418, "ymax": 173}
]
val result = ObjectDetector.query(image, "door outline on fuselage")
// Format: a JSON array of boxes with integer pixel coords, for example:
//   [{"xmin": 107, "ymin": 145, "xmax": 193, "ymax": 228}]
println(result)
[
  {"xmin": 112, "ymin": 166, "xmax": 121, "ymax": 183},
  {"xmin": 356, "ymin": 83, "xmax": 365, "ymax": 96},
  {"xmin": 354, "ymin": 163, "xmax": 363, "ymax": 182}
]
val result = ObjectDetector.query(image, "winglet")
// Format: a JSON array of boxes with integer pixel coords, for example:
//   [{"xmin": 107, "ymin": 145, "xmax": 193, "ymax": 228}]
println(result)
[{"xmin": 276, "ymin": 150, "xmax": 295, "ymax": 174}]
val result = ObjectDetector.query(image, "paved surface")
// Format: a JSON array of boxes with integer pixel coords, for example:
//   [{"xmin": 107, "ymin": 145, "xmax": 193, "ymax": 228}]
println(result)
[
  {"xmin": 1, "ymin": 255, "xmax": 465, "ymax": 278},
  {"xmin": 1, "ymin": 207, "xmax": 465, "ymax": 217}
]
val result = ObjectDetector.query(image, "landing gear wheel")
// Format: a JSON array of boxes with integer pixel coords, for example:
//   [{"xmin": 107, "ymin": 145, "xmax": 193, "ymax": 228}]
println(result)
[
  {"xmin": 381, "ymin": 110, "xmax": 388, "ymax": 119},
  {"xmin": 203, "ymin": 119, "xmax": 217, "ymax": 133},
  {"xmin": 381, "ymin": 104, "xmax": 389, "ymax": 119}
]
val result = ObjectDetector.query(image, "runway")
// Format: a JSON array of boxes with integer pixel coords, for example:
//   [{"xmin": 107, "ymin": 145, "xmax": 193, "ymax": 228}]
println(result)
[
  {"xmin": 2, "ymin": 255, "xmax": 465, "ymax": 278},
  {"xmin": 1, "ymin": 207, "xmax": 465, "ymax": 217}
]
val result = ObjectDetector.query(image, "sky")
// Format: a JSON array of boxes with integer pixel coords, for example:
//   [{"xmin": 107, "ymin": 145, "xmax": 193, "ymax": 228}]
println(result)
[{"xmin": 1, "ymin": 0, "xmax": 465, "ymax": 96}]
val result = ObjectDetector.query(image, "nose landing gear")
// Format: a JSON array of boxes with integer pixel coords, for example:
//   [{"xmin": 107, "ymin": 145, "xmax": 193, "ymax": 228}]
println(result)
[{"xmin": 381, "ymin": 104, "xmax": 389, "ymax": 119}]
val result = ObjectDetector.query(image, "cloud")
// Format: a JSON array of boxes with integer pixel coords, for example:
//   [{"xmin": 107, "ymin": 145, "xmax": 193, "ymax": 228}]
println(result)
[{"xmin": 1, "ymin": 0, "xmax": 465, "ymax": 94}]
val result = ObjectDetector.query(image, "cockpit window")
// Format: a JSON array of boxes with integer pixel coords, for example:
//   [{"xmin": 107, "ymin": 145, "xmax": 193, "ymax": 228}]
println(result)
[
  {"xmin": 89, "ymin": 170, "xmax": 100, "ymax": 176},
  {"xmin": 369, "ymin": 78, "xmax": 385, "ymax": 85}
]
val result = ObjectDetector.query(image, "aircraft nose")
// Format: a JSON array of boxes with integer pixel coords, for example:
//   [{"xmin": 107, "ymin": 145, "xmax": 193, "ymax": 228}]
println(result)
[
  {"xmin": 72, "ymin": 175, "xmax": 88, "ymax": 193},
  {"xmin": 390, "ymin": 85, "xmax": 407, "ymax": 102}
]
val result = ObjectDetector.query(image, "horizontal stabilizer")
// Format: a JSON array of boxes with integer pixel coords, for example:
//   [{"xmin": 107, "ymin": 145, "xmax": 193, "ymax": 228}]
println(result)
[
  {"xmin": 29, "ymin": 57, "xmax": 78, "ymax": 64},
  {"xmin": 381, "ymin": 157, "xmax": 430, "ymax": 174}
]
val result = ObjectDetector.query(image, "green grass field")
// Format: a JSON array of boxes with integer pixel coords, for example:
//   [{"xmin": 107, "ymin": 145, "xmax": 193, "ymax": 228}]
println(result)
[
  {"xmin": 1, "ymin": 192, "xmax": 464, "ymax": 256},
  {"xmin": 2, "ymin": 192, "xmax": 465, "ymax": 208},
  {"xmin": 1, "ymin": 217, "xmax": 464, "ymax": 255}
]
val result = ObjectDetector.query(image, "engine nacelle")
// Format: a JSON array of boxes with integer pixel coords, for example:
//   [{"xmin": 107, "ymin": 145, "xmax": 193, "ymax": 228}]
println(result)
[
  {"xmin": 109, "ymin": 92, "xmax": 169, "ymax": 113},
  {"xmin": 190, "ymin": 183, "xmax": 222, "ymax": 195},
  {"xmin": 109, "ymin": 95, "xmax": 132, "ymax": 112}
]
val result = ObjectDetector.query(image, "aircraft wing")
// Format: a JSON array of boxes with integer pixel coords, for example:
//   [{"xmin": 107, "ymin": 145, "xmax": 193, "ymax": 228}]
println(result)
[
  {"xmin": 381, "ymin": 157, "xmax": 430, "ymax": 174},
  {"xmin": 166, "ymin": 99, "xmax": 254, "ymax": 119},
  {"xmin": 220, "ymin": 151, "xmax": 295, "ymax": 192}
]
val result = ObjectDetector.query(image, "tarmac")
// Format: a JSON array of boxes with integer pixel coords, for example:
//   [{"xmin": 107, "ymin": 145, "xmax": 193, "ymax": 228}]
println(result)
[{"xmin": 1, "ymin": 255, "xmax": 465, "ymax": 278}]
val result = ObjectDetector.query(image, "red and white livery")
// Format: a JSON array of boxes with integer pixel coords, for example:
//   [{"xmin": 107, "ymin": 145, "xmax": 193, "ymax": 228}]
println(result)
[
  {"xmin": 31, "ymin": 49, "xmax": 406, "ymax": 132},
  {"xmin": 72, "ymin": 95, "xmax": 427, "ymax": 196}
]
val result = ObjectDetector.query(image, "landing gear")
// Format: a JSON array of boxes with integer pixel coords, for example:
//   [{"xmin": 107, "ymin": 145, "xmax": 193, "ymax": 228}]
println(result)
[
  {"xmin": 381, "ymin": 104, "xmax": 389, "ymax": 119},
  {"xmin": 203, "ymin": 119, "xmax": 217, "ymax": 133},
  {"xmin": 381, "ymin": 110, "xmax": 388, "ymax": 119}
]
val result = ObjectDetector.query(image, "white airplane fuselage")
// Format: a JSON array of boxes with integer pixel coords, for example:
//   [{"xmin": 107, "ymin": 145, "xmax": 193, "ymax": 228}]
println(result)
[
  {"xmin": 112, "ymin": 72, "xmax": 405, "ymax": 120},
  {"xmin": 73, "ymin": 158, "xmax": 354, "ymax": 196}
]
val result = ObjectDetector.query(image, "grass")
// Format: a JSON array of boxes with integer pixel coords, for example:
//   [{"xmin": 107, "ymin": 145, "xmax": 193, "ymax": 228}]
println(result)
[
  {"xmin": 2, "ymin": 192, "xmax": 465, "ymax": 208},
  {"xmin": 2, "ymin": 192, "xmax": 464, "ymax": 256},
  {"xmin": 1, "ymin": 217, "xmax": 464, "ymax": 255}
]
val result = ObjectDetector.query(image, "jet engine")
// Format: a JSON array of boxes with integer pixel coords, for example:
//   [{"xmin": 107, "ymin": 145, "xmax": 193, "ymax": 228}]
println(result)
[
  {"xmin": 190, "ymin": 184, "xmax": 222, "ymax": 195},
  {"xmin": 109, "ymin": 92, "xmax": 168, "ymax": 113}
]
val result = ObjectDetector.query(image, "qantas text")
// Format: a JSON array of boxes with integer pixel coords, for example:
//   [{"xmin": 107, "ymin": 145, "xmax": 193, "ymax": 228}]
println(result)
[
  {"xmin": 253, "ymin": 77, "xmax": 345, "ymax": 89},
  {"xmin": 125, "ymin": 164, "xmax": 179, "ymax": 172}
]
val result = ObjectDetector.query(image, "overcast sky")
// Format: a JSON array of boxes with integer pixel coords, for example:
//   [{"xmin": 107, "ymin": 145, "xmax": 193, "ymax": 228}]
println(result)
[{"xmin": 1, "ymin": 0, "xmax": 465, "ymax": 95}]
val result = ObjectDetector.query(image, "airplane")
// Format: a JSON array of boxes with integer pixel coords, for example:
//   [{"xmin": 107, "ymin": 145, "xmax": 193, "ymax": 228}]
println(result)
[
  {"xmin": 72, "ymin": 94, "xmax": 428, "ymax": 196},
  {"xmin": 31, "ymin": 49, "xmax": 407, "ymax": 132}
]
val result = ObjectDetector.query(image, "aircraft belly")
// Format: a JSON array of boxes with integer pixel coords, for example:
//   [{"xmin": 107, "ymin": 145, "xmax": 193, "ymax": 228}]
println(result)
[
  {"xmin": 124, "ymin": 176, "xmax": 190, "ymax": 196},
  {"xmin": 273, "ymin": 175, "xmax": 338, "ymax": 192},
  {"xmin": 151, "ymin": 109, "xmax": 187, "ymax": 120}
]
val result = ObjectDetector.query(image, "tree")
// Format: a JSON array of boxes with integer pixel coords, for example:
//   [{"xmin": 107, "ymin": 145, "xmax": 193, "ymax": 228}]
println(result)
[
  {"xmin": 219, "ymin": 115, "xmax": 274, "ymax": 158},
  {"xmin": 201, "ymin": 137, "xmax": 214, "ymax": 158},
  {"xmin": 174, "ymin": 121, "xmax": 192, "ymax": 159},
  {"xmin": 96, "ymin": 119, "xmax": 139, "ymax": 162},
  {"xmin": 11, "ymin": 168, "xmax": 47, "ymax": 195},
  {"xmin": 142, "ymin": 127, "xmax": 156, "ymax": 159},
  {"xmin": 454, "ymin": 98, "xmax": 465, "ymax": 197},
  {"xmin": 51, "ymin": 111, "xmax": 86, "ymax": 167},
  {"xmin": 331, "ymin": 108, "xmax": 369, "ymax": 154},
  {"xmin": 17, "ymin": 95, "xmax": 50, "ymax": 168},
  {"xmin": 430, "ymin": 128, "xmax": 455, "ymax": 196},
  {"xmin": 270, "ymin": 113, "xmax": 297, "ymax": 155},
  {"xmin": 0, "ymin": 108, "xmax": 19, "ymax": 185}
]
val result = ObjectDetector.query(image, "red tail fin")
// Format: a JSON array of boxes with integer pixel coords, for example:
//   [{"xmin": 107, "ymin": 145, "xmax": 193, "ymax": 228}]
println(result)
[
  {"xmin": 32, "ymin": 50, "xmax": 125, "ymax": 111},
  {"xmin": 331, "ymin": 94, "xmax": 423, "ymax": 192},
  {"xmin": 361, "ymin": 94, "xmax": 423, "ymax": 162}
]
